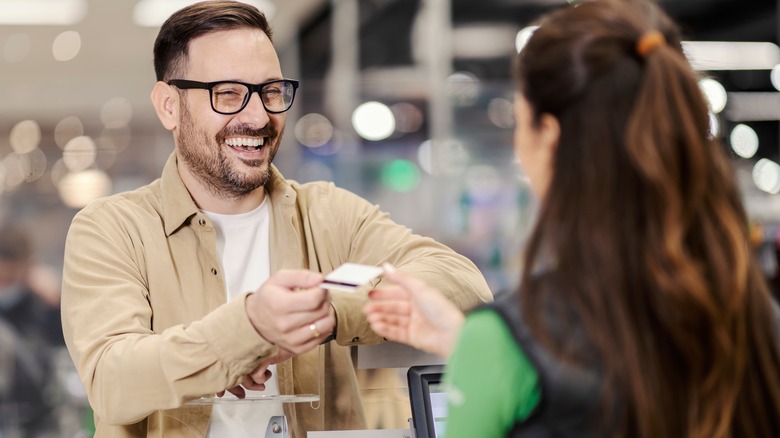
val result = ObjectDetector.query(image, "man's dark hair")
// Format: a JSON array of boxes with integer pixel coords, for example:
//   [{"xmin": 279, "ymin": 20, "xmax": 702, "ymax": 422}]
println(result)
[{"xmin": 153, "ymin": 0, "xmax": 273, "ymax": 81}]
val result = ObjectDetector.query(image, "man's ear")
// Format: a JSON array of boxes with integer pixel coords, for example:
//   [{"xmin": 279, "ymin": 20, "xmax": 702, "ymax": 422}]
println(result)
[{"xmin": 151, "ymin": 81, "xmax": 178, "ymax": 131}]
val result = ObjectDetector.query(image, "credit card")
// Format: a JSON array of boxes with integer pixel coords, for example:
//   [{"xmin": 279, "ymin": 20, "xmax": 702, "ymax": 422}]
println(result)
[{"xmin": 321, "ymin": 263, "xmax": 384, "ymax": 292}]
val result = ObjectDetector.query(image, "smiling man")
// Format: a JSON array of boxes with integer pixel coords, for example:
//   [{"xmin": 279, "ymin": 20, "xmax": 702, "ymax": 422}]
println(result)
[{"xmin": 60, "ymin": 1, "xmax": 492, "ymax": 437}]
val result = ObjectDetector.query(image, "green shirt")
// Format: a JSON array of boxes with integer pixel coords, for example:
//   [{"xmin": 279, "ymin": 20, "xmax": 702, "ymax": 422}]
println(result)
[{"xmin": 443, "ymin": 309, "xmax": 541, "ymax": 438}]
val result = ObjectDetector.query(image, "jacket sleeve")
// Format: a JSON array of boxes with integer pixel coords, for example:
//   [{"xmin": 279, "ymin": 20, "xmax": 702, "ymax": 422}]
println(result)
[
  {"xmin": 60, "ymin": 205, "xmax": 275, "ymax": 425},
  {"xmin": 313, "ymin": 185, "xmax": 493, "ymax": 346}
]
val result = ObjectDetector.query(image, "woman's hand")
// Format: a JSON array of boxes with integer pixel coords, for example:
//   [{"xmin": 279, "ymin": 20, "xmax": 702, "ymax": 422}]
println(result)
[{"xmin": 363, "ymin": 264, "xmax": 465, "ymax": 358}]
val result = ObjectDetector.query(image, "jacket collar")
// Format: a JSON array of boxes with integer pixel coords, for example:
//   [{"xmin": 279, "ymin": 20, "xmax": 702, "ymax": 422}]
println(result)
[{"xmin": 159, "ymin": 151, "xmax": 297, "ymax": 237}]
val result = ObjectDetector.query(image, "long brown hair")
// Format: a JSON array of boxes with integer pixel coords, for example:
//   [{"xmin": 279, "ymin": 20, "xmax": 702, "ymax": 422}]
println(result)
[{"xmin": 516, "ymin": 0, "xmax": 780, "ymax": 436}]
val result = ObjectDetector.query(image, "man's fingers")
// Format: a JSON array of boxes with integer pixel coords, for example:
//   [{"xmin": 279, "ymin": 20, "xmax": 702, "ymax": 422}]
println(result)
[
  {"xmin": 265, "ymin": 269, "xmax": 324, "ymax": 289},
  {"xmin": 226, "ymin": 385, "xmax": 246, "ymax": 399}
]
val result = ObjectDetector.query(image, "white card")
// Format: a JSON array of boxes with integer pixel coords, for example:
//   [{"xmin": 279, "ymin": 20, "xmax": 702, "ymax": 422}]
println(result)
[{"xmin": 321, "ymin": 263, "xmax": 384, "ymax": 292}]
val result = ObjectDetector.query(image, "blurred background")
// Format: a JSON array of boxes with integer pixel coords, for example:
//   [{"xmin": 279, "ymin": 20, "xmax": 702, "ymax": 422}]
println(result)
[{"xmin": 0, "ymin": 0, "xmax": 779, "ymax": 436}]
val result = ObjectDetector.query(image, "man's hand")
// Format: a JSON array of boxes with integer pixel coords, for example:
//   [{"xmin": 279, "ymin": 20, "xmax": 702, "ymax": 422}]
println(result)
[
  {"xmin": 217, "ymin": 350, "xmax": 293, "ymax": 398},
  {"xmin": 245, "ymin": 269, "xmax": 336, "ymax": 355}
]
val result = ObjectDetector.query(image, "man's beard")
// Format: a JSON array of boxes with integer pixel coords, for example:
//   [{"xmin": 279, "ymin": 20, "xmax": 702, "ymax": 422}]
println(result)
[{"xmin": 176, "ymin": 104, "xmax": 281, "ymax": 199}]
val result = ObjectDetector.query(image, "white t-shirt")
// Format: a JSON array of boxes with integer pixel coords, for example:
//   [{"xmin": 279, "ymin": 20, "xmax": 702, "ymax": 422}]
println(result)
[{"xmin": 202, "ymin": 198, "xmax": 283, "ymax": 437}]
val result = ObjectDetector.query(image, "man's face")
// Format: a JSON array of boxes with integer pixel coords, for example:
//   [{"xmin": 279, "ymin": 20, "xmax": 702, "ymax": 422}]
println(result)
[{"xmin": 174, "ymin": 28, "xmax": 286, "ymax": 198}]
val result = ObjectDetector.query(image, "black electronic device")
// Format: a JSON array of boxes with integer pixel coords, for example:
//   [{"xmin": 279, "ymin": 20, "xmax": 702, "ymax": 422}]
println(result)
[{"xmin": 407, "ymin": 365, "xmax": 447, "ymax": 438}]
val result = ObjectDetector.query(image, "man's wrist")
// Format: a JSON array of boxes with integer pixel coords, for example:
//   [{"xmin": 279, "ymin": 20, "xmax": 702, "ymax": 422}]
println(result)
[{"xmin": 320, "ymin": 331, "xmax": 336, "ymax": 344}]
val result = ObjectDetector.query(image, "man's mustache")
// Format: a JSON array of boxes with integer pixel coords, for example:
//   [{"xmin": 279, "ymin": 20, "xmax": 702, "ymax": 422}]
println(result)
[{"xmin": 217, "ymin": 125, "xmax": 278, "ymax": 142}]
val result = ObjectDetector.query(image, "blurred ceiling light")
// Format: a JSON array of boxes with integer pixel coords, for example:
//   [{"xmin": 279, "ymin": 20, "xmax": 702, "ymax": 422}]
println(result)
[
  {"xmin": 698, "ymin": 78, "xmax": 727, "ymax": 114},
  {"xmin": 730, "ymin": 124, "xmax": 759, "ymax": 159},
  {"xmin": 487, "ymin": 97, "xmax": 514, "ymax": 129},
  {"xmin": 683, "ymin": 41, "xmax": 780, "ymax": 71},
  {"xmin": 52, "ymin": 31, "xmax": 81, "ymax": 61},
  {"xmin": 55, "ymin": 116, "xmax": 84, "ymax": 149},
  {"xmin": 24, "ymin": 149, "xmax": 47, "ymax": 183},
  {"xmin": 352, "ymin": 102, "xmax": 395, "ymax": 141},
  {"xmin": 771, "ymin": 65, "xmax": 780, "ymax": 91},
  {"xmin": 724, "ymin": 92, "xmax": 780, "ymax": 122},
  {"xmin": 0, "ymin": 0, "xmax": 87, "ymax": 25},
  {"xmin": 446, "ymin": 71, "xmax": 481, "ymax": 107},
  {"xmin": 452, "ymin": 24, "xmax": 517, "ymax": 59},
  {"xmin": 417, "ymin": 138, "xmax": 470, "ymax": 176},
  {"xmin": 2, "ymin": 153, "xmax": 30, "ymax": 188},
  {"xmin": 58, "ymin": 169, "xmax": 112, "ymax": 208},
  {"xmin": 295, "ymin": 113, "xmax": 334, "ymax": 148},
  {"xmin": 708, "ymin": 112, "xmax": 720, "ymax": 139},
  {"xmin": 63, "ymin": 136, "xmax": 98, "ymax": 172},
  {"xmin": 752, "ymin": 158, "xmax": 780, "ymax": 194},
  {"xmin": 380, "ymin": 159, "xmax": 420, "ymax": 193},
  {"xmin": 133, "ymin": 0, "xmax": 276, "ymax": 27},
  {"xmin": 9, "ymin": 120, "xmax": 41, "ymax": 154}
]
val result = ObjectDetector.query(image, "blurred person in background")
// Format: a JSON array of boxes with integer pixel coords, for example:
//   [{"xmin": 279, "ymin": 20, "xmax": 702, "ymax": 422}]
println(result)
[
  {"xmin": 0, "ymin": 224, "xmax": 65, "ymax": 437},
  {"xmin": 364, "ymin": 0, "xmax": 780, "ymax": 437},
  {"xmin": 60, "ymin": 1, "xmax": 491, "ymax": 437}
]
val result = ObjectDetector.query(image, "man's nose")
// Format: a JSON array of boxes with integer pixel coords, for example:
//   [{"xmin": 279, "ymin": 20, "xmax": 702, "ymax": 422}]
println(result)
[{"xmin": 236, "ymin": 91, "xmax": 271, "ymax": 127}]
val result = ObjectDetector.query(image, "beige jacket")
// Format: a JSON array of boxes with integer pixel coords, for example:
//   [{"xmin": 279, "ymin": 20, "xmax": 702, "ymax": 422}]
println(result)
[{"xmin": 61, "ymin": 153, "xmax": 492, "ymax": 437}]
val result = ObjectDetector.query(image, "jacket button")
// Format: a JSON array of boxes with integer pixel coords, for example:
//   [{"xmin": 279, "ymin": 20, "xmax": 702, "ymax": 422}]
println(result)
[
  {"xmin": 198, "ymin": 218, "xmax": 207, "ymax": 226},
  {"xmin": 351, "ymin": 337, "xmax": 359, "ymax": 343},
  {"xmin": 211, "ymin": 268, "xmax": 218, "ymax": 275}
]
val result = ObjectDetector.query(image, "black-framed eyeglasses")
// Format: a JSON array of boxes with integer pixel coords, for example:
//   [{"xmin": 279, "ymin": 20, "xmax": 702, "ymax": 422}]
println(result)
[{"xmin": 167, "ymin": 79, "xmax": 299, "ymax": 115}]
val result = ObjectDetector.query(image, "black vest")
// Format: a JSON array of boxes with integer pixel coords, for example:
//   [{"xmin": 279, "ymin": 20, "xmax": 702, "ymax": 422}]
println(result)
[
  {"xmin": 478, "ymin": 291, "xmax": 601, "ymax": 438},
  {"xmin": 481, "ymin": 292, "xmax": 780, "ymax": 438}
]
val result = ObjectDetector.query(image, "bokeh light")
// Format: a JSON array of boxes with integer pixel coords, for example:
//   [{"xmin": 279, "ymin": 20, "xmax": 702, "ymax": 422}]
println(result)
[
  {"xmin": 63, "ymin": 136, "xmax": 97, "ymax": 172},
  {"xmin": 380, "ymin": 159, "xmax": 420, "ymax": 192},
  {"xmin": 708, "ymin": 112, "xmax": 720, "ymax": 139},
  {"xmin": 729, "ymin": 124, "xmax": 759, "ymax": 159},
  {"xmin": 752, "ymin": 158, "xmax": 780, "ymax": 194},
  {"xmin": 24, "ymin": 149, "xmax": 47, "ymax": 183},
  {"xmin": 771, "ymin": 64, "xmax": 780, "ymax": 91},
  {"xmin": 487, "ymin": 97, "xmax": 514, "ymax": 129},
  {"xmin": 446, "ymin": 71, "xmax": 481, "ymax": 107},
  {"xmin": 55, "ymin": 116, "xmax": 84, "ymax": 149},
  {"xmin": 352, "ymin": 101, "xmax": 395, "ymax": 141},
  {"xmin": 57, "ymin": 169, "xmax": 112, "ymax": 208},
  {"xmin": 9, "ymin": 120, "xmax": 41, "ymax": 154},
  {"xmin": 52, "ymin": 30, "xmax": 81, "ymax": 61},
  {"xmin": 295, "ymin": 113, "xmax": 334, "ymax": 148},
  {"xmin": 2, "ymin": 153, "xmax": 31, "ymax": 188},
  {"xmin": 417, "ymin": 139, "xmax": 471, "ymax": 175},
  {"xmin": 698, "ymin": 78, "xmax": 727, "ymax": 114}
]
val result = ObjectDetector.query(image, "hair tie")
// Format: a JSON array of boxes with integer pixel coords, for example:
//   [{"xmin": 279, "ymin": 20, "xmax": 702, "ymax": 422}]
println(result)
[{"xmin": 636, "ymin": 30, "xmax": 666, "ymax": 58}]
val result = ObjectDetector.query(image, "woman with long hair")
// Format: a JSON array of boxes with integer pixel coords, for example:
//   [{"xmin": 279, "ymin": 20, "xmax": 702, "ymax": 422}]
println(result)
[{"xmin": 364, "ymin": 0, "xmax": 780, "ymax": 436}]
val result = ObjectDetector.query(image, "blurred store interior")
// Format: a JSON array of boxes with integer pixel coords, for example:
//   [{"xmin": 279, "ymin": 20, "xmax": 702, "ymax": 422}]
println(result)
[{"xmin": 0, "ymin": 0, "xmax": 779, "ymax": 435}]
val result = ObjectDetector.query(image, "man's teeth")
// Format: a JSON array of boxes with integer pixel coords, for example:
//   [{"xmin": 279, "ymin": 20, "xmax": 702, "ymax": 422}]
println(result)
[{"xmin": 226, "ymin": 137, "xmax": 265, "ymax": 150}]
